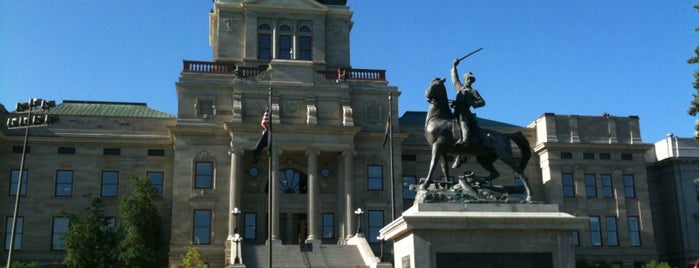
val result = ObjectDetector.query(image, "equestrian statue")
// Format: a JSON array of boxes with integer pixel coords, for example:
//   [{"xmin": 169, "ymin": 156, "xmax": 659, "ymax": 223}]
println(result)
[{"xmin": 419, "ymin": 50, "xmax": 533, "ymax": 201}]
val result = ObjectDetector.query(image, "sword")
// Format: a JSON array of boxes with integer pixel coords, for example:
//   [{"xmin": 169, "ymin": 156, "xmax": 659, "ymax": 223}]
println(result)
[{"xmin": 458, "ymin": 47, "xmax": 484, "ymax": 61}]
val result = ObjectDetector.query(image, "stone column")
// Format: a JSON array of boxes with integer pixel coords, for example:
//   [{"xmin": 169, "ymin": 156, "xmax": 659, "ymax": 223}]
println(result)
[
  {"xmin": 343, "ymin": 149, "xmax": 355, "ymax": 240},
  {"xmin": 306, "ymin": 148, "xmax": 320, "ymax": 241},
  {"xmin": 228, "ymin": 147, "xmax": 244, "ymax": 236}
]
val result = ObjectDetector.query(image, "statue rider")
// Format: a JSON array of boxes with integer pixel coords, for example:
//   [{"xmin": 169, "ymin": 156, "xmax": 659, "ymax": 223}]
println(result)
[{"xmin": 451, "ymin": 58, "xmax": 485, "ymax": 146}]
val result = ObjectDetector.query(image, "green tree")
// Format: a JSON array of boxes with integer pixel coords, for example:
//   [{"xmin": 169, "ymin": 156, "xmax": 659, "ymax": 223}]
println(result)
[
  {"xmin": 177, "ymin": 243, "xmax": 205, "ymax": 268},
  {"xmin": 643, "ymin": 260, "xmax": 671, "ymax": 268},
  {"xmin": 117, "ymin": 176, "xmax": 164, "ymax": 268},
  {"xmin": 61, "ymin": 194, "xmax": 119, "ymax": 268},
  {"xmin": 688, "ymin": 3, "xmax": 699, "ymax": 140}
]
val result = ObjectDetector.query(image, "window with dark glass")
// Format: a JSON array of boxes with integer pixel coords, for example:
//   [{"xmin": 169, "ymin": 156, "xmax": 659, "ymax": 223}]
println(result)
[
  {"xmin": 299, "ymin": 26, "xmax": 312, "ymax": 60},
  {"xmin": 148, "ymin": 171, "xmax": 164, "ymax": 197},
  {"xmin": 401, "ymin": 154, "xmax": 416, "ymax": 161},
  {"xmin": 601, "ymin": 174, "xmax": 613, "ymax": 198},
  {"xmin": 562, "ymin": 173, "xmax": 575, "ymax": 197},
  {"xmin": 101, "ymin": 171, "xmax": 119, "ymax": 197},
  {"xmin": 258, "ymin": 24, "xmax": 271, "ymax": 60},
  {"xmin": 599, "ymin": 153, "xmax": 611, "ymax": 160},
  {"xmin": 367, "ymin": 165, "xmax": 383, "ymax": 191},
  {"xmin": 560, "ymin": 152, "xmax": 572, "ymax": 159},
  {"xmin": 198, "ymin": 99, "xmax": 214, "ymax": 117},
  {"xmin": 589, "ymin": 216, "xmax": 602, "ymax": 247},
  {"xmin": 367, "ymin": 210, "xmax": 384, "ymax": 243},
  {"xmin": 244, "ymin": 213, "xmax": 256, "ymax": 239},
  {"xmin": 571, "ymin": 231, "xmax": 580, "ymax": 247},
  {"xmin": 402, "ymin": 176, "xmax": 417, "ymax": 200},
  {"xmin": 193, "ymin": 210, "xmax": 212, "ymax": 244},
  {"xmin": 4, "ymin": 216, "xmax": 23, "ymax": 250},
  {"xmin": 278, "ymin": 25, "xmax": 292, "ymax": 59},
  {"xmin": 12, "ymin": 146, "xmax": 29, "ymax": 153},
  {"xmin": 623, "ymin": 174, "xmax": 636, "ymax": 198},
  {"xmin": 58, "ymin": 147, "xmax": 76, "ymax": 154},
  {"xmin": 621, "ymin": 153, "xmax": 633, "ymax": 160},
  {"xmin": 605, "ymin": 216, "xmax": 619, "ymax": 246},
  {"xmin": 9, "ymin": 169, "xmax": 28, "ymax": 196},
  {"xmin": 322, "ymin": 213, "xmax": 334, "ymax": 239},
  {"xmin": 628, "ymin": 216, "xmax": 641, "ymax": 246},
  {"xmin": 195, "ymin": 162, "xmax": 213, "ymax": 189},
  {"xmin": 103, "ymin": 148, "xmax": 120, "ymax": 155},
  {"xmin": 583, "ymin": 152, "xmax": 594, "ymax": 159},
  {"xmin": 55, "ymin": 170, "xmax": 73, "ymax": 197},
  {"xmin": 279, "ymin": 168, "xmax": 307, "ymax": 194},
  {"xmin": 585, "ymin": 174, "xmax": 597, "ymax": 198},
  {"xmin": 52, "ymin": 217, "xmax": 69, "ymax": 250},
  {"xmin": 148, "ymin": 149, "xmax": 165, "ymax": 156}
]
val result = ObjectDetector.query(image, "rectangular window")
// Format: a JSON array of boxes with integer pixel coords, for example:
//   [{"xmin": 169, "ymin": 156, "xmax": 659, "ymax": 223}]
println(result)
[
  {"xmin": 193, "ymin": 210, "xmax": 212, "ymax": 244},
  {"xmin": 367, "ymin": 165, "xmax": 383, "ymax": 191},
  {"xmin": 197, "ymin": 99, "xmax": 214, "ymax": 117},
  {"xmin": 322, "ymin": 213, "xmax": 334, "ymax": 239},
  {"xmin": 101, "ymin": 171, "xmax": 119, "ymax": 197},
  {"xmin": 55, "ymin": 170, "xmax": 74, "ymax": 197},
  {"xmin": 103, "ymin": 148, "xmax": 121, "ymax": 155},
  {"xmin": 195, "ymin": 162, "xmax": 214, "ymax": 189},
  {"xmin": 600, "ymin": 174, "xmax": 613, "ymax": 198},
  {"xmin": 147, "ymin": 172, "xmax": 164, "ymax": 198},
  {"xmin": 562, "ymin": 173, "xmax": 575, "ymax": 198},
  {"xmin": 244, "ymin": 213, "xmax": 256, "ymax": 240},
  {"xmin": 401, "ymin": 154, "xmax": 416, "ymax": 161},
  {"xmin": 560, "ymin": 152, "xmax": 572, "ymax": 159},
  {"xmin": 52, "ymin": 217, "xmax": 69, "ymax": 250},
  {"xmin": 258, "ymin": 34, "xmax": 271, "ymax": 60},
  {"xmin": 9, "ymin": 169, "xmax": 28, "ymax": 196},
  {"xmin": 12, "ymin": 146, "xmax": 29, "ymax": 154},
  {"xmin": 599, "ymin": 153, "xmax": 611, "ymax": 160},
  {"xmin": 402, "ymin": 176, "xmax": 417, "ymax": 200},
  {"xmin": 367, "ymin": 210, "xmax": 384, "ymax": 243},
  {"xmin": 58, "ymin": 147, "xmax": 76, "ymax": 154},
  {"xmin": 605, "ymin": 216, "xmax": 619, "ymax": 246},
  {"xmin": 623, "ymin": 174, "xmax": 636, "ymax": 198},
  {"xmin": 621, "ymin": 153, "xmax": 633, "ymax": 160},
  {"xmin": 571, "ymin": 231, "xmax": 580, "ymax": 247},
  {"xmin": 585, "ymin": 174, "xmax": 597, "ymax": 198},
  {"xmin": 299, "ymin": 36, "xmax": 312, "ymax": 60},
  {"xmin": 589, "ymin": 216, "xmax": 602, "ymax": 247},
  {"xmin": 278, "ymin": 35, "xmax": 292, "ymax": 59},
  {"xmin": 583, "ymin": 152, "xmax": 594, "ymax": 159},
  {"xmin": 147, "ymin": 149, "xmax": 165, "ymax": 156},
  {"xmin": 628, "ymin": 216, "xmax": 641, "ymax": 246},
  {"xmin": 4, "ymin": 216, "xmax": 23, "ymax": 250}
]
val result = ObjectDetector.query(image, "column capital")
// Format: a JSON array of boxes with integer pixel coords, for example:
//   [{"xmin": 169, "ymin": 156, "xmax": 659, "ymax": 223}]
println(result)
[
  {"xmin": 342, "ymin": 148, "xmax": 355, "ymax": 158},
  {"xmin": 305, "ymin": 147, "xmax": 320, "ymax": 156},
  {"xmin": 228, "ymin": 147, "xmax": 244, "ymax": 156}
]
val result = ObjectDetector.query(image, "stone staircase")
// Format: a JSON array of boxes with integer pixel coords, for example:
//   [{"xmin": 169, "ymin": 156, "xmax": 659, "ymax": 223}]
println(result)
[{"xmin": 241, "ymin": 242, "xmax": 368, "ymax": 268}]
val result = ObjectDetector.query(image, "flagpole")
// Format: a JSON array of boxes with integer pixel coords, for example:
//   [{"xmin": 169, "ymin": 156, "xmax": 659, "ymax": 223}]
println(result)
[
  {"xmin": 267, "ymin": 86, "xmax": 273, "ymax": 268},
  {"xmin": 388, "ymin": 92, "xmax": 395, "ymax": 221}
]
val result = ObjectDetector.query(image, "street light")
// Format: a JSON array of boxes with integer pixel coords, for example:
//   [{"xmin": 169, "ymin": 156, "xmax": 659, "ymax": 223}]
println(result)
[
  {"xmin": 376, "ymin": 235, "xmax": 385, "ymax": 262},
  {"xmin": 354, "ymin": 208, "xmax": 364, "ymax": 236},
  {"xmin": 5, "ymin": 98, "xmax": 55, "ymax": 268},
  {"xmin": 232, "ymin": 207, "xmax": 241, "ymax": 233},
  {"xmin": 232, "ymin": 233, "xmax": 243, "ymax": 264}
]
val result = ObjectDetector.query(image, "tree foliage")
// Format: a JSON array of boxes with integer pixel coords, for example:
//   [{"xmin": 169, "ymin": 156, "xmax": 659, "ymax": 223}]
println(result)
[
  {"xmin": 688, "ymin": 3, "xmax": 699, "ymax": 139},
  {"xmin": 643, "ymin": 260, "xmax": 671, "ymax": 268},
  {"xmin": 60, "ymin": 194, "xmax": 119, "ymax": 268},
  {"xmin": 117, "ymin": 176, "xmax": 164, "ymax": 268},
  {"xmin": 177, "ymin": 243, "xmax": 205, "ymax": 268}
]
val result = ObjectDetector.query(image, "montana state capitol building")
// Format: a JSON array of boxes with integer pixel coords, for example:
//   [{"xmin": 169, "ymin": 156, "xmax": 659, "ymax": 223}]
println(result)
[{"xmin": 2, "ymin": 1, "xmax": 698, "ymax": 267}]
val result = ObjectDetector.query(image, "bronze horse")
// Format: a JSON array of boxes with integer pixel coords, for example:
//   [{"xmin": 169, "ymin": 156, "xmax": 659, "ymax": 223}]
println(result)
[{"xmin": 421, "ymin": 78, "xmax": 533, "ymax": 201}]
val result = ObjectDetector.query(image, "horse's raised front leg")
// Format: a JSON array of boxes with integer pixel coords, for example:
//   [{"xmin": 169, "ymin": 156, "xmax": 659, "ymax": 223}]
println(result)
[{"xmin": 476, "ymin": 155, "xmax": 500, "ymax": 181}]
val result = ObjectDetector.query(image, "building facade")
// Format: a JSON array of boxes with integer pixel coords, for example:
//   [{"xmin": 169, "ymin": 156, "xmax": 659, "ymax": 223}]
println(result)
[{"xmin": 0, "ymin": 1, "xmax": 670, "ymax": 267}]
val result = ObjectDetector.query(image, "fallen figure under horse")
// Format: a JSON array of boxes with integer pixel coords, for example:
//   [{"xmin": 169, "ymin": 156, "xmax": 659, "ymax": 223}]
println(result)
[{"xmin": 419, "ymin": 77, "xmax": 533, "ymax": 202}]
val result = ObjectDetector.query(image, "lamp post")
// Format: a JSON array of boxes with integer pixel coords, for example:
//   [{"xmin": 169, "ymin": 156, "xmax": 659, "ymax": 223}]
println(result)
[
  {"xmin": 232, "ymin": 207, "xmax": 241, "ymax": 233},
  {"xmin": 354, "ymin": 208, "xmax": 364, "ymax": 236},
  {"xmin": 232, "ymin": 233, "xmax": 243, "ymax": 264},
  {"xmin": 5, "ymin": 98, "xmax": 55, "ymax": 268}
]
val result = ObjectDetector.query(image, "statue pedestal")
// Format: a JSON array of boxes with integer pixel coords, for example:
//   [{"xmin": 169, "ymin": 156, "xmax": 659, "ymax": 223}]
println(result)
[{"xmin": 380, "ymin": 203, "xmax": 585, "ymax": 268}]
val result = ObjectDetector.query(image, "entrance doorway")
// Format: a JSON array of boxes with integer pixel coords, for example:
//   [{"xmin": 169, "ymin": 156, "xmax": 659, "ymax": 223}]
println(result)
[{"xmin": 279, "ymin": 213, "xmax": 307, "ymax": 244}]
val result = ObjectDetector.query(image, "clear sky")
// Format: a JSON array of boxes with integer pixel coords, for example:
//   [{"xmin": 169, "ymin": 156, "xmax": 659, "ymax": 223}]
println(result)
[{"xmin": 1, "ymin": 1, "xmax": 697, "ymax": 143}]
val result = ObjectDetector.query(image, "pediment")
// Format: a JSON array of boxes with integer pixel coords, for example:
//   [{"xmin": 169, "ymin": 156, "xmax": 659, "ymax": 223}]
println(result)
[{"xmin": 242, "ymin": 0, "xmax": 329, "ymax": 12}]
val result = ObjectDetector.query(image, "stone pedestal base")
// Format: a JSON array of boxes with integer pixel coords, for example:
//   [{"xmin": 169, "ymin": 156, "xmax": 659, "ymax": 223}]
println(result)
[{"xmin": 380, "ymin": 203, "xmax": 585, "ymax": 268}]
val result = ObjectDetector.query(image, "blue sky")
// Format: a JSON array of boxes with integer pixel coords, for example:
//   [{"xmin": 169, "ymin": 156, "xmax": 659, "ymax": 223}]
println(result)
[{"xmin": 1, "ymin": 1, "xmax": 697, "ymax": 143}]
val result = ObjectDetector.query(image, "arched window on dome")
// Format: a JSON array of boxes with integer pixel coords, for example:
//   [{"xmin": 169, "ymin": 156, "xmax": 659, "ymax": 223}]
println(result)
[
  {"xmin": 299, "ymin": 26, "xmax": 312, "ymax": 60},
  {"xmin": 278, "ymin": 25, "xmax": 292, "ymax": 59},
  {"xmin": 258, "ymin": 23, "xmax": 272, "ymax": 60}
]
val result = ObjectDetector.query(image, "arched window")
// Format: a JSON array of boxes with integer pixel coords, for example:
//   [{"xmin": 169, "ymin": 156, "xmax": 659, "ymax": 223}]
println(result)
[
  {"xmin": 258, "ymin": 23, "xmax": 272, "ymax": 60},
  {"xmin": 299, "ymin": 26, "xmax": 312, "ymax": 60},
  {"xmin": 279, "ymin": 168, "xmax": 307, "ymax": 193},
  {"xmin": 278, "ymin": 25, "xmax": 292, "ymax": 59}
]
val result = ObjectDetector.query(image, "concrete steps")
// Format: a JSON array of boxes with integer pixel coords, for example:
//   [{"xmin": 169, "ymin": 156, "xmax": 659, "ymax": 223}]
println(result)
[{"xmin": 241, "ymin": 243, "xmax": 368, "ymax": 268}]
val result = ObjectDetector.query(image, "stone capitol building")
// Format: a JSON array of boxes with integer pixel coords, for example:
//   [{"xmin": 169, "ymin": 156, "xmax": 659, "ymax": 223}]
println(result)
[{"xmin": 2, "ymin": 0, "xmax": 698, "ymax": 267}]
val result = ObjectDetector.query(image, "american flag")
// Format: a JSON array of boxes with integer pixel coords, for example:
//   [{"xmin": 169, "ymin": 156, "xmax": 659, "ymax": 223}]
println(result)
[{"xmin": 261, "ymin": 108, "xmax": 270, "ymax": 133}]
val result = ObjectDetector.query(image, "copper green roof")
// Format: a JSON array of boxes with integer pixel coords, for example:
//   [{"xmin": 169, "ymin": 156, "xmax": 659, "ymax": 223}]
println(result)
[
  {"xmin": 399, "ymin": 111, "xmax": 521, "ymax": 128},
  {"xmin": 48, "ymin": 100, "xmax": 175, "ymax": 118}
]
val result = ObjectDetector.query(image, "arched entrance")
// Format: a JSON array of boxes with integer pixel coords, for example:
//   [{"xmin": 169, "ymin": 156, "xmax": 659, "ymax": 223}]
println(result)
[{"xmin": 266, "ymin": 168, "xmax": 309, "ymax": 244}]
